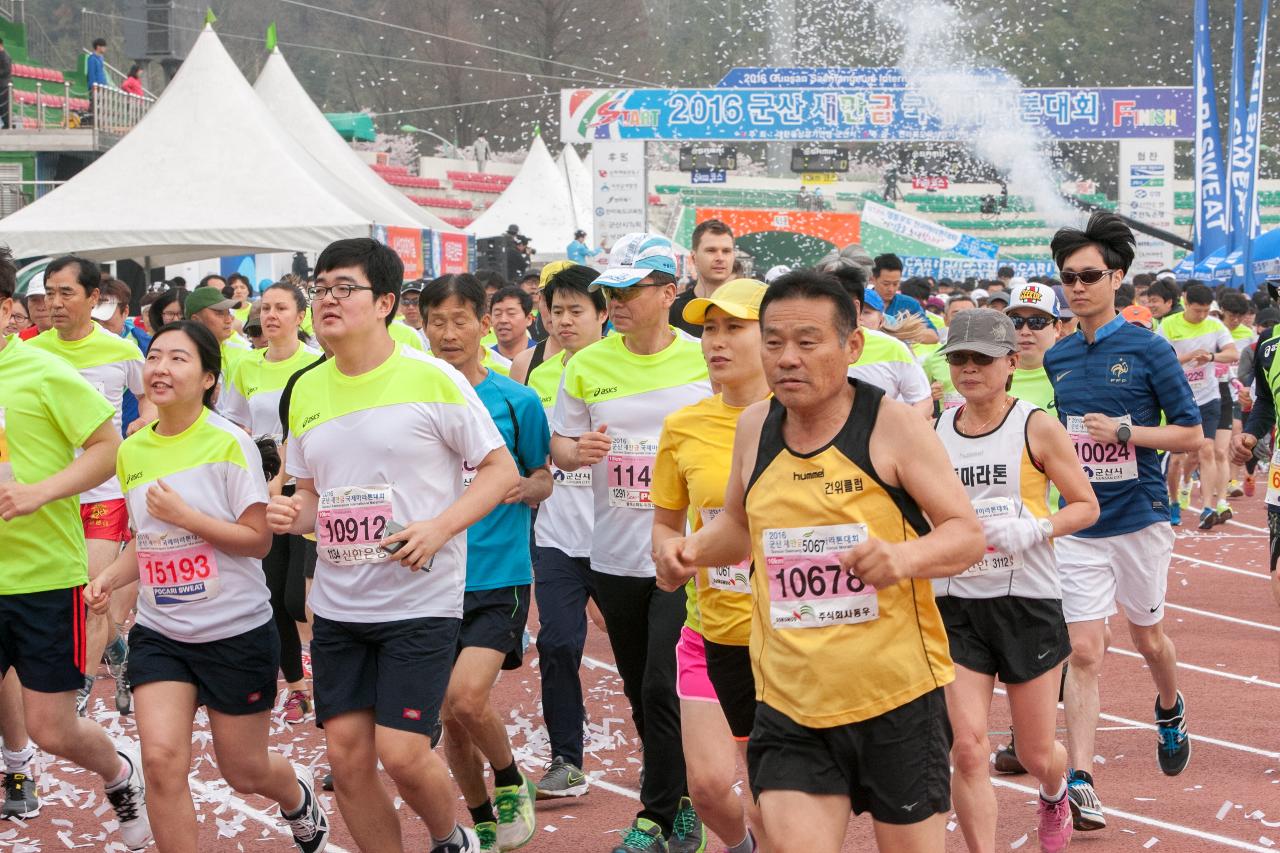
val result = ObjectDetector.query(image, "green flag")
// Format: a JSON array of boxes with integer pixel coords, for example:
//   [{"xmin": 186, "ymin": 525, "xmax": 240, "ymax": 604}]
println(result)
[
  {"xmin": 204, "ymin": 7, "xmax": 217, "ymax": 26},
  {"xmin": 266, "ymin": 21, "xmax": 278, "ymax": 52}
]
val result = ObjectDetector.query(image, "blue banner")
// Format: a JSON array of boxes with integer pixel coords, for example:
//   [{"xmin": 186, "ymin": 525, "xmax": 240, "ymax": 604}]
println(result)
[
  {"xmin": 1226, "ymin": 0, "xmax": 1270, "ymax": 291},
  {"xmin": 1193, "ymin": 0, "xmax": 1230, "ymax": 262},
  {"xmin": 560, "ymin": 87, "xmax": 1194, "ymax": 143},
  {"xmin": 715, "ymin": 66, "xmax": 1012, "ymax": 89},
  {"xmin": 690, "ymin": 168, "xmax": 727, "ymax": 184},
  {"xmin": 899, "ymin": 257, "xmax": 1057, "ymax": 281}
]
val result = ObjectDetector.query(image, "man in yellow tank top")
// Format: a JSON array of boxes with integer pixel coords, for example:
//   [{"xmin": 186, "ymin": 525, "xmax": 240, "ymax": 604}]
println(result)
[{"xmin": 656, "ymin": 270, "xmax": 985, "ymax": 853}]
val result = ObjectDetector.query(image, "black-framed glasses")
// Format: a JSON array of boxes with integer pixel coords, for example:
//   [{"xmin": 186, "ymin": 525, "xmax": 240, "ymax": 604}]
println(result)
[
  {"xmin": 1060, "ymin": 268, "xmax": 1117, "ymax": 286},
  {"xmin": 945, "ymin": 351, "xmax": 999, "ymax": 367},
  {"xmin": 1009, "ymin": 315, "xmax": 1055, "ymax": 331},
  {"xmin": 603, "ymin": 283, "xmax": 662, "ymax": 303},
  {"xmin": 309, "ymin": 284, "xmax": 375, "ymax": 300}
]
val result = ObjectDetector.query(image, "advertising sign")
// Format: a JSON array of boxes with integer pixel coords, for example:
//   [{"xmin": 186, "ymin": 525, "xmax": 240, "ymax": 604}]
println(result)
[
  {"xmin": 1118, "ymin": 139, "xmax": 1176, "ymax": 273},
  {"xmin": 592, "ymin": 140, "xmax": 648, "ymax": 249},
  {"xmin": 862, "ymin": 201, "xmax": 1000, "ymax": 259}
]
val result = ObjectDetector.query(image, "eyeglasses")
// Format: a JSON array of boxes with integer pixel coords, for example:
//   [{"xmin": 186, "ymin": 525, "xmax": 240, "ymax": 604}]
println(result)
[
  {"xmin": 1009, "ymin": 315, "xmax": 1055, "ymax": 331},
  {"xmin": 945, "ymin": 351, "xmax": 1000, "ymax": 366},
  {"xmin": 309, "ymin": 284, "xmax": 375, "ymax": 301},
  {"xmin": 1060, "ymin": 269, "xmax": 1117, "ymax": 286},
  {"xmin": 400, "ymin": 295, "xmax": 420, "ymax": 307},
  {"xmin": 603, "ymin": 284, "xmax": 662, "ymax": 303},
  {"xmin": 161, "ymin": 310, "xmax": 183, "ymax": 322}
]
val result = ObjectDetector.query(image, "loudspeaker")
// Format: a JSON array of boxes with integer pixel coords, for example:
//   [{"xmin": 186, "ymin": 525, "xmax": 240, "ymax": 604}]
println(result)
[{"xmin": 475, "ymin": 236, "xmax": 528, "ymax": 282}]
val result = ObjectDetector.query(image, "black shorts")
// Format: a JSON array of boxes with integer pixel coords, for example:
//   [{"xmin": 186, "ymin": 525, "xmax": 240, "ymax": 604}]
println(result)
[
  {"xmin": 458, "ymin": 585, "xmax": 530, "ymax": 671},
  {"xmin": 0, "ymin": 586, "xmax": 88, "ymax": 693},
  {"xmin": 128, "ymin": 620, "xmax": 279, "ymax": 715},
  {"xmin": 1269, "ymin": 509, "xmax": 1280, "ymax": 574},
  {"xmin": 312, "ymin": 614, "xmax": 459, "ymax": 736},
  {"xmin": 936, "ymin": 596, "xmax": 1071, "ymax": 684},
  {"xmin": 299, "ymin": 536, "xmax": 318, "ymax": 580},
  {"xmin": 1198, "ymin": 400, "xmax": 1222, "ymax": 439},
  {"xmin": 748, "ymin": 688, "xmax": 952, "ymax": 825},
  {"xmin": 703, "ymin": 638, "xmax": 757, "ymax": 739},
  {"xmin": 1216, "ymin": 384, "xmax": 1234, "ymax": 430}
]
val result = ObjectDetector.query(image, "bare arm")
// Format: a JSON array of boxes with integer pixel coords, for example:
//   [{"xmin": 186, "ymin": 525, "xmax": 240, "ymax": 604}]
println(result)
[
  {"xmin": 1081, "ymin": 414, "xmax": 1203, "ymax": 455},
  {"xmin": 506, "ymin": 465, "xmax": 553, "ymax": 506},
  {"xmin": 0, "ymin": 418, "xmax": 120, "ymax": 520},
  {"xmin": 551, "ymin": 426, "xmax": 610, "ymax": 472},
  {"xmin": 1027, "ymin": 410, "xmax": 1098, "ymax": 537},
  {"xmin": 507, "ymin": 346, "xmax": 536, "ymax": 385}
]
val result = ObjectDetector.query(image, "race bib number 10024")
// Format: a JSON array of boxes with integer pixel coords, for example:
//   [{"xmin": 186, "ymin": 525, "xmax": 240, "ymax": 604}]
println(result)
[
  {"xmin": 762, "ymin": 523, "xmax": 876, "ymax": 629},
  {"xmin": 316, "ymin": 485, "xmax": 394, "ymax": 567},
  {"xmin": 1066, "ymin": 415, "xmax": 1137, "ymax": 482}
]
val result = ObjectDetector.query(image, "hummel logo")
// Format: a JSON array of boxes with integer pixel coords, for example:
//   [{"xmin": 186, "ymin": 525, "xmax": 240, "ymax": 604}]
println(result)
[{"xmin": 1054, "ymin": 369, "xmax": 1073, "ymax": 383}]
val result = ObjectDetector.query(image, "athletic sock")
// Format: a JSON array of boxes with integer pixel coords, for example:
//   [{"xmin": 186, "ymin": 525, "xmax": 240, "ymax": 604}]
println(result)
[
  {"xmin": 2, "ymin": 744, "xmax": 34, "ymax": 773},
  {"xmin": 725, "ymin": 828, "xmax": 756, "ymax": 853},
  {"xmin": 1040, "ymin": 777, "xmax": 1067, "ymax": 802},
  {"xmin": 104, "ymin": 755, "xmax": 132, "ymax": 791},
  {"xmin": 492, "ymin": 760, "xmax": 522, "ymax": 789},
  {"xmin": 432, "ymin": 824, "xmax": 466, "ymax": 847},
  {"xmin": 281, "ymin": 779, "xmax": 308, "ymax": 820},
  {"xmin": 468, "ymin": 800, "xmax": 497, "ymax": 825},
  {"xmin": 1156, "ymin": 694, "xmax": 1183, "ymax": 719}
]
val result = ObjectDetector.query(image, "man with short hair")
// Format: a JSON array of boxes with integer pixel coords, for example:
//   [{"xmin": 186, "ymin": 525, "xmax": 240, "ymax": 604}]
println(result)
[
  {"xmin": 655, "ymin": 268, "xmax": 984, "ymax": 853},
  {"xmin": 670, "ymin": 220, "xmax": 735, "ymax": 336},
  {"xmin": 398, "ymin": 279, "xmax": 431, "ymax": 351},
  {"xmin": 0, "ymin": 245, "xmax": 150, "ymax": 847},
  {"xmin": 184, "ymin": 285, "xmax": 252, "ymax": 377},
  {"xmin": 488, "ymin": 286, "xmax": 536, "ymax": 372},
  {"xmin": 1044, "ymin": 212, "xmax": 1203, "ymax": 831},
  {"xmin": 1142, "ymin": 278, "xmax": 1181, "ymax": 322},
  {"xmin": 552, "ymin": 233, "xmax": 711, "ymax": 853},
  {"xmin": 567, "ymin": 230, "xmax": 601, "ymax": 265},
  {"xmin": 267, "ymin": 238, "xmax": 519, "ymax": 853},
  {"xmin": 86, "ymin": 37, "xmax": 108, "ymax": 90},
  {"xmin": 871, "ymin": 254, "xmax": 937, "ymax": 344}
]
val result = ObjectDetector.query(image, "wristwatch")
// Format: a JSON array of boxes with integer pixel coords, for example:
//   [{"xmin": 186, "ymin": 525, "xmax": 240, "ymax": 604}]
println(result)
[
  {"xmin": 1116, "ymin": 424, "xmax": 1132, "ymax": 444},
  {"xmin": 1037, "ymin": 518, "xmax": 1054, "ymax": 538}
]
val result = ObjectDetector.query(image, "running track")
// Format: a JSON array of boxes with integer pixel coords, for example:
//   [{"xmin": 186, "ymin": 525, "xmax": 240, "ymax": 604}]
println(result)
[{"xmin": 5, "ymin": 496, "xmax": 1279, "ymax": 852}]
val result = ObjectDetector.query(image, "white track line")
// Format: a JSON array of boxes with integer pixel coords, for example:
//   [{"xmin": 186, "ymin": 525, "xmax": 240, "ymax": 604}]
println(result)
[
  {"xmin": 188, "ymin": 777, "xmax": 353, "ymax": 853},
  {"xmin": 1165, "ymin": 601, "xmax": 1280, "ymax": 632},
  {"xmin": 988, "ymin": 776, "xmax": 1277, "ymax": 852},
  {"xmin": 1172, "ymin": 552, "xmax": 1270, "ymax": 579},
  {"xmin": 1106, "ymin": 646, "xmax": 1280, "ymax": 688}
]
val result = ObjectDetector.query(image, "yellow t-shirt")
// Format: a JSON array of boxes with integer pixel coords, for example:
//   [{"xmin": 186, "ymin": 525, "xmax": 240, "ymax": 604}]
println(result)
[{"xmin": 651, "ymin": 394, "xmax": 753, "ymax": 646}]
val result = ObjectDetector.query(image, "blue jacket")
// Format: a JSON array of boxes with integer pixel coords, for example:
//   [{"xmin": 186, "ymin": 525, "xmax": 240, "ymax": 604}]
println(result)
[{"xmin": 87, "ymin": 53, "xmax": 108, "ymax": 89}]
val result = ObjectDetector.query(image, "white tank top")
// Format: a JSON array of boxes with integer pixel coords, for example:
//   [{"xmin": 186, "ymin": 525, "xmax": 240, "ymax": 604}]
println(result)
[{"xmin": 933, "ymin": 398, "xmax": 1060, "ymax": 600}]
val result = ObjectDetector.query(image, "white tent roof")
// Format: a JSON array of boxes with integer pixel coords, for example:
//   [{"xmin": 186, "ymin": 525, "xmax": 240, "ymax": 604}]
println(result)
[
  {"xmin": 0, "ymin": 27, "xmax": 370, "ymax": 265},
  {"xmin": 466, "ymin": 134, "xmax": 576, "ymax": 255},
  {"xmin": 253, "ymin": 48, "xmax": 459, "ymax": 233},
  {"xmin": 557, "ymin": 145, "xmax": 592, "ymax": 243}
]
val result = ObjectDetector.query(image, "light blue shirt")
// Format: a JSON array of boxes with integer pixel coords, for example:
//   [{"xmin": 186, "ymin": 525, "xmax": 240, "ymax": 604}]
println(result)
[
  {"xmin": 566, "ymin": 239, "xmax": 600, "ymax": 264},
  {"xmin": 86, "ymin": 53, "xmax": 108, "ymax": 89}
]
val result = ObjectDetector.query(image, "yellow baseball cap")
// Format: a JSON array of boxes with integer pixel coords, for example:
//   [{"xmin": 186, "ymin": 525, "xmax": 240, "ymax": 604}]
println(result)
[
  {"xmin": 538, "ymin": 260, "xmax": 576, "ymax": 289},
  {"xmin": 682, "ymin": 278, "xmax": 767, "ymax": 325}
]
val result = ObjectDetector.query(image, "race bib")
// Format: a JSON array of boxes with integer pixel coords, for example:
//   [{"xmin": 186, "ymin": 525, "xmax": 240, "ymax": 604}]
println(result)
[
  {"xmin": 700, "ymin": 508, "xmax": 750, "ymax": 594},
  {"xmin": 960, "ymin": 497, "xmax": 1025, "ymax": 578},
  {"xmin": 942, "ymin": 391, "xmax": 965, "ymax": 410},
  {"xmin": 1184, "ymin": 365, "xmax": 1211, "ymax": 392},
  {"xmin": 762, "ymin": 523, "xmax": 877, "ymax": 629},
  {"xmin": 606, "ymin": 437, "xmax": 657, "ymax": 508},
  {"xmin": 552, "ymin": 465, "xmax": 592, "ymax": 487},
  {"xmin": 461, "ymin": 462, "xmax": 476, "ymax": 490},
  {"xmin": 316, "ymin": 485, "xmax": 394, "ymax": 566},
  {"xmin": 1214, "ymin": 361, "xmax": 1231, "ymax": 380},
  {"xmin": 1066, "ymin": 415, "xmax": 1137, "ymax": 482},
  {"xmin": 136, "ymin": 531, "xmax": 220, "ymax": 607},
  {"xmin": 1265, "ymin": 447, "xmax": 1280, "ymax": 507}
]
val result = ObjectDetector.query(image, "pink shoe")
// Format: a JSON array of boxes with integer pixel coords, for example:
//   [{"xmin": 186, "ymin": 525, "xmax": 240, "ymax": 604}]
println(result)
[
  {"xmin": 300, "ymin": 649, "xmax": 312, "ymax": 679},
  {"xmin": 1037, "ymin": 789, "xmax": 1073, "ymax": 853},
  {"xmin": 282, "ymin": 690, "xmax": 312, "ymax": 724}
]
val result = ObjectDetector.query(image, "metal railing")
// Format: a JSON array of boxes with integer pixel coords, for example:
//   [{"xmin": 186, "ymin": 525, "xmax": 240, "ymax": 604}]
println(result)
[
  {"xmin": 91, "ymin": 83, "xmax": 152, "ymax": 136},
  {"xmin": 3, "ymin": 80, "xmax": 76, "ymax": 130},
  {"xmin": 0, "ymin": 0, "xmax": 25, "ymax": 23}
]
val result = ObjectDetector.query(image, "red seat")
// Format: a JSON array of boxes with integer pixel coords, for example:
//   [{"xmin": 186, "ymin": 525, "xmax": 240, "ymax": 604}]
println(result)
[
  {"xmin": 441, "ymin": 215, "xmax": 475, "ymax": 228},
  {"xmin": 451, "ymin": 181, "xmax": 505, "ymax": 194},
  {"xmin": 409, "ymin": 195, "xmax": 473, "ymax": 210}
]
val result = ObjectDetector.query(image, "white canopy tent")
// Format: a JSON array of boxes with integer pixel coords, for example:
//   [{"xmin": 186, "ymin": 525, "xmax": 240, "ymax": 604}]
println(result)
[
  {"xmin": 253, "ymin": 48, "xmax": 459, "ymax": 233},
  {"xmin": 466, "ymin": 134, "xmax": 576, "ymax": 256},
  {"xmin": 557, "ymin": 145, "xmax": 593, "ymax": 244},
  {"xmin": 0, "ymin": 26, "xmax": 371, "ymax": 265}
]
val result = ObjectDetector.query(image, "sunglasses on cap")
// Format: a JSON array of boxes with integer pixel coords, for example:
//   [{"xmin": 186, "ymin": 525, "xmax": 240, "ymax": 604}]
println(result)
[
  {"xmin": 1009, "ymin": 315, "xmax": 1055, "ymax": 331},
  {"xmin": 1060, "ymin": 268, "xmax": 1118, "ymax": 286},
  {"xmin": 945, "ymin": 352, "xmax": 1006, "ymax": 367}
]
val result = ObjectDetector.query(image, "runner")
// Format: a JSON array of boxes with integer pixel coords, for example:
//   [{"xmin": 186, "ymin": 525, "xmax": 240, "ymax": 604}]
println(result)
[
  {"xmin": 923, "ymin": 293, "xmax": 977, "ymax": 412},
  {"xmin": 184, "ymin": 286, "xmax": 252, "ymax": 411},
  {"xmin": 669, "ymin": 220, "xmax": 735, "ymax": 337},
  {"xmin": 487, "ymin": 286, "xmax": 536, "ymax": 372},
  {"xmin": 0, "ymin": 246, "xmax": 150, "ymax": 848},
  {"xmin": 521, "ymin": 264, "xmax": 607, "ymax": 799},
  {"xmin": 652, "ymin": 279, "xmax": 771, "ymax": 853},
  {"xmin": 933, "ymin": 309, "xmax": 1099, "ymax": 853},
  {"xmin": 1156, "ymin": 283, "xmax": 1236, "ymax": 529},
  {"xmin": 1043, "ymin": 212, "xmax": 1202, "ymax": 832},
  {"xmin": 84, "ymin": 320, "xmax": 329, "ymax": 853},
  {"xmin": 16, "ymin": 273, "xmax": 50, "ymax": 340},
  {"xmin": 265, "ymin": 238, "xmax": 518, "ymax": 853},
  {"xmin": 655, "ymin": 269, "xmax": 984, "ymax": 853},
  {"xmin": 395, "ymin": 278, "xmax": 431, "ymax": 350},
  {"xmin": 551, "ymin": 233, "xmax": 711, "ymax": 853},
  {"xmin": 421, "ymin": 273, "xmax": 548, "ymax": 852},
  {"xmin": 26, "ymin": 255, "xmax": 154, "ymax": 716},
  {"xmin": 1217, "ymin": 291, "xmax": 1254, "ymax": 501},
  {"xmin": 219, "ymin": 280, "xmax": 322, "ymax": 725}
]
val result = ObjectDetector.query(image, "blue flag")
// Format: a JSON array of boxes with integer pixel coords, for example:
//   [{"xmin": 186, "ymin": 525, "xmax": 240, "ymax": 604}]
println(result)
[
  {"xmin": 1194, "ymin": 0, "xmax": 1230, "ymax": 262},
  {"xmin": 1237, "ymin": 0, "xmax": 1270, "ymax": 292},
  {"xmin": 1225, "ymin": 0, "xmax": 1250, "ymax": 285}
]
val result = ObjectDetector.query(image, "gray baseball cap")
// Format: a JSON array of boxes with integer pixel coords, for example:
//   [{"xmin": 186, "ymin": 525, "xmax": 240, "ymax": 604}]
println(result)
[{"xmin": 940, "ymin": 308, "xmax": 1018, "ymax": 357}]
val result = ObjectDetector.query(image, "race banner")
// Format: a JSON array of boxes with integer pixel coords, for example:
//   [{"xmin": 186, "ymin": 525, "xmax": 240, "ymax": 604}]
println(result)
[
  {"xmin": 861, "ymin": 201, "xmax": 1000, "ymax": 260},
  {"xmin": 1193, "ymin": 0, "xmax": 1230, "ymax": 263},
  {"xmin": 560, "ymin": 87, "xmax": 1193, "ymax": 143},
  {"xmin": 1227, "ymin": 0, "xmax": 1269, "ymax": 291}
]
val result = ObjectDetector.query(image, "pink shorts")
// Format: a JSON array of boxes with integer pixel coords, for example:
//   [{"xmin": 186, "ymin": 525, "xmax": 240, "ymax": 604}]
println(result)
[{"xmin": 675, "ymin": 626, "xmax": 719, "ymax": 703}]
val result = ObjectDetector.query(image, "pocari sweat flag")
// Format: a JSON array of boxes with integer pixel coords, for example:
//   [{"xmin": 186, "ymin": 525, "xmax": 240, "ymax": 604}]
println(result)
[{"xmin": 1194, "ymin": 0, "xmax": 1230, "ymax": 263}]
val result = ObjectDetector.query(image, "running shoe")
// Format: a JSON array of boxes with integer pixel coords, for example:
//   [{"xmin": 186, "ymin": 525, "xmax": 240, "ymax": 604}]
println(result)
[
  {"xmin": 610, "ymin": 818, "xmax": 669, "ymax": 852},
  {"xmin": 493, "ymin": 774, "xmax": 536, "ymax": 850},
  {"xmin": 993, "ymin": 737, "xmax": 1026, "ymax": 774},
  {"xmin": 1227, "ymin": 479, "xmax": 1244, "ymax": 498},
  {"xmin": 283, "ymin": 768, "xmax": 329, "ymax": 853},
  {"xmin": 2, "ymin": 770, "xmax": 39, "ymax": 819},
  {"xmin": 1169, "ymin": 502, "xmax": 1181, "ymax": 527},
  {"xmin": 105, "ymin": 634, "xmax": 129, "ymax": 680},
  {"xmin": 535, "ymin": 756, "xmax": 589, "ymax": 799},
  {"xmin": 668, "ymin": 797, "xmax": 706, "ymax": 853},
  {"xmin": 106, "ymin": 749, "xmax": 152, "ymax": 850},
  {"xmin": 1216, "ymin": 503, "xmax": 1234, "ymax": 522},
  {"xmin": 1197, "ymin": 507, "xmax": 1217, "ymax": 530},
  {"xmin": 432, "ymin": 825, "xmax": 481, "ymax": 853},
  {"xmin": 1037, "ymin": 788, "xmax": 1073, "ymax": 853},
  {"xmin": 75, "ymin": 675, "xmax": 94, "ymax": 717},
  {"xmin": 475, "ymin": 821, "xmax": 498, "ymax": 853},
  {"xmin": 1156, "ymin": 691, "xmax": 1191, "ymax": 776},
  {"xmin": 1245, "ymin": 474, "xmax": 1256, "ymax": 496},
  {"xmin": 300, "ymin": 647, "xmax": 312, "ymax": 679},
  {"xmin": 282, "ymin": 691, "xmax": 312, "ymax": 724},
  {"xmin": 1066, "ymin": 770, "xmax": 1105, "ymax": 831},
  {"xmin": 1177, "ymin": 485, "xmax": 1191, "ymax": 508}
]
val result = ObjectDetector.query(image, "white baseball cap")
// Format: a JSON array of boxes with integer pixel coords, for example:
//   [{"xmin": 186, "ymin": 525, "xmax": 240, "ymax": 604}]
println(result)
[
  {"xmin": 1004, "ymin": 282, "xmax": 1060, "ymax": 318},
  {"xmin": 590, "ymin": 233, "xmax": 677, "ymax": 290},
  {"xmin": 91, "ymin": 298, "xmax": 119, "ymax": 322},
  {"xmin": 26, "ymin": 276, "xmax": 46, "ymax": 297}
]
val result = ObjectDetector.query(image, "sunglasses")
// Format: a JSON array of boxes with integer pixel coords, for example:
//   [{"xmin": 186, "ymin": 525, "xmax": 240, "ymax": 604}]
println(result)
[
  {"xmin": 945, "ymin": 351, "xmax": 1001, "ymax": 367},
  {"xmin": 603, "ymin": 283, "xmax": 663, "ymax": 303},
  {"xmin": 1060, "ymin": 268, "xmax": 1117, "ymax": 285},
  {"xmin": 1009, "ymin": 315, "xmax": 1055, "ymax": 331}
]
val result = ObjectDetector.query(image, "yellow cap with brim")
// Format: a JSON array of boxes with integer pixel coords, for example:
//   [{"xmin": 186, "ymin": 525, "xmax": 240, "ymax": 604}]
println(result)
[
  {"xmin": 539, "ymin": 260, "xmax": 575, "ymax": 289},
  {"xmin": 682, "ymin": 278, "xmax": 767, "ymax": 325}
]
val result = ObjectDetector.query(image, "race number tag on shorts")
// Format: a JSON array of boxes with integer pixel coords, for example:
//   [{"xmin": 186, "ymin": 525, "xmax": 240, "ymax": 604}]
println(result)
[
  {"xmin": 316, "ymin": 485, "xmax": 393, "ymax": 566},
  {"xmin": 1066, "ymin": 415, "xmax": 1137, "ymax": 482},
  {"xmin": 552, "ymin": 465, "xmax": 592, "ymax": 487},
  {"xmin": 1184, "ymin": 365, "xmax": 1211, "ymax": 393},
  {"xmin": 700, "ymin": 508, "xmax": 750, "ymax": 593},
  {"xmin": 1265, "ymin": 448, "xmax": 1280, "ymax": 506},
  {"xmin": 942, "ymin": 391, "xmax": 965, "ymax": 410},
  {"xmin": 606, "ymin": 437, "xmax": 657, "ymax": 508},
  {"xmin": 960, "ymin": 497, "xmax": 1025, "ymax": 578},
  {"xmin": 762, "ymin": 523, "xmax": 876, "ymax": 629},
  {"xmin": 136, "ymin": 531, "xmax": 220, "ymax": 607}
]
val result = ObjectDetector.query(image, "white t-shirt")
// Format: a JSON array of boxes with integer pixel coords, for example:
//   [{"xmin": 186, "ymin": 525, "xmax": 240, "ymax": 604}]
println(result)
[
  {"xmin": 848, "ymin": 328, "xmax": 932, "ymax": 405},
  {"xmin": 286, "ymin": 345, "xmax": 505, "ymax": 622}
]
